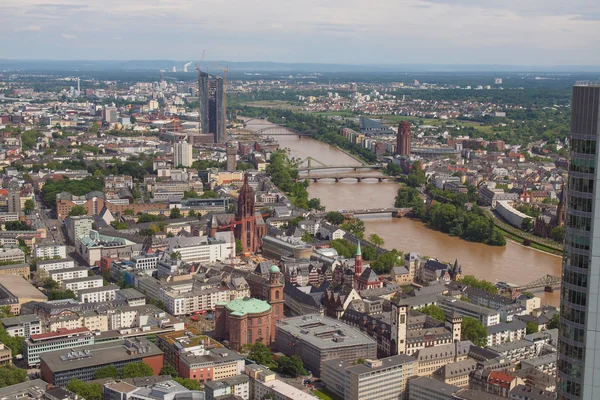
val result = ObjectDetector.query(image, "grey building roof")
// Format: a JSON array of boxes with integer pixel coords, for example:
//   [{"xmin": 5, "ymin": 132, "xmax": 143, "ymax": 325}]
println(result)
[
  {"xmin": 487, "ymin": 320, "xmax": 526, "ymax": 335},
  {"xmin": 434, "ymin": 359, "xmax": 477, "ymax": 379},
  {"xmin": 62, "ymin": 276, "xmax": 103, "ymax": 285},
  {"xmin": 1, "ymin": 314, "xmax": 40, "ymax": 327},
  {"xmin": 116, "ymin": 288, "xmax": 146, "ymax": 300},
  {"xmin": 408, "ymin": 376, "xmax": 460, "ymax": 396},
  {"xmin": 39, "ymin": 338, "xmax": 162, "ymax": 373},
  {"xmin": 488, "ymin": 339, "xmax": 535, "ymax": 353},
  {"xmin": 521, "ymin": 353, "xmax": 557, "ymax": 368},
  {"xmin": 204, "ymin": 374, "xmax": 250, "ymax": 390},
  {"xmin": 77, "ymin": 284, "xmax": 119, "ymax": 296},
  {"xmin": 345, "ymin": 354, "xmax": 417, "ymax": 374},
  {"xmin": 276, "ymin": 315, "xmax": 376, "ymax": 350},
  {"xmin": 37, "ymin": 257, "xmax": 74, "ymax": 267},
  {"xmin": 509, "ymin": 385, "xmax": 555, "ymax": 400},
  {"xmin": 0, "ymin": 379, "xmax": 47, "ymax": 400}
]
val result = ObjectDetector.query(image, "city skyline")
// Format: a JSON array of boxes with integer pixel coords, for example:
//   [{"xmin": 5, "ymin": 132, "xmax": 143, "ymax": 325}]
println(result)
[{"xmin": 1, "ymin": 0, "xmax": 600, "ymax": 65}]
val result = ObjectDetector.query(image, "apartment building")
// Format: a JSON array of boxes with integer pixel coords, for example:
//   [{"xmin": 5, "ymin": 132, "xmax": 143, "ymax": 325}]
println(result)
[
  {"xmin": 24, "ymin": 327, "xmax": 95, "ymax": 366},
  {"xmin": 65, "ymin": 216, "xmax": 94, "ymax": 244},
  {"xmin": 486, "ymin": 321, "xmax": 527, "ymax": 347},
  {"xmin": 0, "ymin": 248, "xmax": 25, "ymax": 263},
  {"xmin": 132, "ymin": 254, "xmax": 159, "ymax": 271},
  {"xmin": 432, "ymin": 359, "xmax": 477, "ymax": 387},
  {"xmin": 161, "ymin": 284, "xmax": 250, "ymax": 316},
  {"xmin": 37, "ymin": 258, "xmax": 76, "ymax": 273},
  {"xmin": 178, "ymin": 347, "xmax": 245, "ymax": 383},
  {"xmin": 62, "ymin": 276, "xmax": 103, "ymax": 294},
  {"xmin": 78, "ymin": 285, "xmax": 119, "ymax": 303},
  {"xmin": 488, "ymin": 339, "xmax": 540, "ymax": 365},
  {"xmin": 165, "ymin": 235, "xmax": 232, "ymax": 264},
  {"xmin": 204, "ymin": 375, "xmax": 250, "ymax": 400},
  {"xmin": 48, "ymin": 267, "xmax": 88, "ymax": 284},
  {"xmin": 33, "ymin": 244, "xmax": 67, "ymax": 259},
  {"xmin": 1, "ymin": 314, "xmax": 42, "ymax": 338}
]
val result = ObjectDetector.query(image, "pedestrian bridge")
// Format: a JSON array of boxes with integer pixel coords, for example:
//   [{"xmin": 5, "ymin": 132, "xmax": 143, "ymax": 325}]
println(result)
[
  {"xmin": 298, "ymin": 173, "xmax": 398, "ymax": 182},
  {"xmin": 341, "ymin": 208, "xmax": 413, "ymax": 218}
]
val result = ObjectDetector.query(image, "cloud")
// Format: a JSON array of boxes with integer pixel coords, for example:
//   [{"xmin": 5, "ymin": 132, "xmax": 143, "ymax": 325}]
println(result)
[
  {"xmin": 61, "ymin": 33, "xmax": 77, "ymax": 40},
  {"xmin": 15, "ymin": 25, "xmax": 41, "ymax": 32}
]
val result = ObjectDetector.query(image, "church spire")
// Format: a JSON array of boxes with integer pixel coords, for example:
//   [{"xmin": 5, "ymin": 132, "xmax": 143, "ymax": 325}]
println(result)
[{"xmin": 356, "ymin": 240, "xmax": 362, "ymax": 256}]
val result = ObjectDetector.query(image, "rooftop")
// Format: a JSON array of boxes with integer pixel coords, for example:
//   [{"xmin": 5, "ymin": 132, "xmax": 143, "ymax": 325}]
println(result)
[
  {"xmin": 39, "ymin": 338, "xmax": 163, "ymax": 372},
  {"xmin": 277, "ymin": 315, "xmax": 376, "ymax": 350},
  {"xmin": 1, "ymin": 314, "xmax": 40, "ymax": 327}
]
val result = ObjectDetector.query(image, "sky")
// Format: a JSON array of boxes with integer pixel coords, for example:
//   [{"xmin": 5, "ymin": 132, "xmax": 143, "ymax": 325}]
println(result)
[{"xmin": 1, "ymin": 0, "xmax": 600, "ymax": 66}]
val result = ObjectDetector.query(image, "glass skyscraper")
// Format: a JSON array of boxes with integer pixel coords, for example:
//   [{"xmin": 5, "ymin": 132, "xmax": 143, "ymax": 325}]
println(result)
[
  {"xmin": 198, "ymin": 71, "xmax": 225, "ymax": 143},
  {"xmin": 558, "ymin": 82, "xmax": 600, "ymax": 400}
]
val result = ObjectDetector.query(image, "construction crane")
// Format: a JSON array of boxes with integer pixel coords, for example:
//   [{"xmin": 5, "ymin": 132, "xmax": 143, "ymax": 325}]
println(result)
[
  {"xmin": 196, "ymin": 50, "xmax": 206, "ymax": 133},
  {"xmin": 212, "ymin": 63, "xmax": 229, "ymax": 121}
]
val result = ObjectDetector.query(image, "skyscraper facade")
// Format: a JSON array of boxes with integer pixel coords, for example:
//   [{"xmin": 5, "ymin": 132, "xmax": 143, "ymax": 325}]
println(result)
[
  {"xmin": 558, "ymin": 82, "xmax": 600, "ymax": 400},
  {"xmin": 396, "ymin": 121, "xmax": 411, "ymax": 156},
  {"xmin": 173, "ymin": 141, "xmax": 193, "ymax": 167},
  {"xmin": 198, "ymin": 72, "xmax": 225, "ymax": 144}
]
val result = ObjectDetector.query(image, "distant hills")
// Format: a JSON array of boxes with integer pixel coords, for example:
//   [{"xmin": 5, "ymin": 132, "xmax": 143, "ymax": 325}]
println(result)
[{"xmin": 1, "ymin": 59, "xmax": 599, "ymax": 73}]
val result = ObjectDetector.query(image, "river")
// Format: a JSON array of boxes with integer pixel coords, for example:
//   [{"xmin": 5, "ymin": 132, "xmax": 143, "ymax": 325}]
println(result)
[{"xmin": 244, "ymin": 120, "xmax": 562, "ymax": 306}]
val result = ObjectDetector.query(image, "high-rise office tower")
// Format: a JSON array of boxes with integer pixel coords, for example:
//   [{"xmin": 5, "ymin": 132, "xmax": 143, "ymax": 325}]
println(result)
[
  {"xmin": 396, "ymin": 121, "xmax": 411, "ymax": 156},
  {"xmin": 558, "ymin": 82, "xmax": 600, "ymax": 400},
  {"xmin": 226, "ymin": 143, "xmax": 237, "ymax": 171},
  {"xmin": 8, "ymin": 180, "xmax": 21, "ymax": 216},
  {"xmin": 198, "ymin": 72, "xmax": 225, "ymax": 144},
  {"xmin": 173, "ymin": 140, "xmax": 193, "ymax": 168}
]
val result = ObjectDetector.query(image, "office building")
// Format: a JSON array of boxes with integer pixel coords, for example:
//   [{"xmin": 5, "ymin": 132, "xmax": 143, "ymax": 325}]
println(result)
[
  {"xmin": 0, "ymin": 248, "xmax": 25, "ymax": 264},
  {"xmin": 0, "ymin": 379, "xmax": 48, "ymax": 400},
  {"xmin": 323, "ymin": 356, "xmax": 417, "ymax": 400},
  {"xmin": 204, "ymin": 375, "xmax": 250, "ymax": 400},
  {"xmin": 24, "ymin": 327, "xmax": 94, "ymax": 367},
  {"xmin": 173, "ymin": 141, "xmax": 193, "ymax": 168},
  {"xmin": 557, "ymin": 82, "xmax": 600, "ymax": 400},
  {"xmin": 408, "ymin": 376, "xmax": 461, "ymax": 400},
  {"xmin": 274, "ymin": 315, "xmax": 377, "ymax": 376},
  {"xmin": 199, "ymin": 72, "xmax": 225, "ymax": 143},
  {"xmin": 40, "ymin": 338, "xmax": 163, "ymax": 386},
  {"xmin": 65, "ymin": 216, "xmax": 93, "ymax": 244},
  {"xmin": 48, "ymin": 267, "xmax": 88, "ymax": 285},
  {"xmin": 7, "ymin": 181, "xmax": 21, "ymax": 216},
  {"xmin": 396, "ymin": 121, "xmax": 411, "ymax": 156},
  {"xmin": 0, "ymin": 276, "xmax": 47, "ymax": 315},
  {"xmin": 77, "ymin": 285, "xmax": 119, "ymax": 303},
  {"xmin": 62, "ymin": 276, "xmax": 103, "ymax": 294},
  {"xmin": 104, "ymin": 106, "xmax": 118, "ymax": 124}
]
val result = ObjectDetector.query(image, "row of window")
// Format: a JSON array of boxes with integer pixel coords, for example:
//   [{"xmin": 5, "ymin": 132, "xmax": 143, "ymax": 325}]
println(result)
[
  {"xmin": 569, "ymin": 177, "xmax": 594, "ymax": 194},
  {"xmin": 570, "ymin": 138, "xmax": 597, "ymax": 155},
  {"xmin": 564, "ymin": 252, "xmax": 590, "ymax": 270},
  {"xmin": 559, "ymin": 341, "xmax": 584, "ymax": 362},
  {"xmin": 569, "ymin": 157, "xmax": 596, "ymax": 175},
  {"xmin": 559, "ymin": 321, "xmax": 585, "ymax": 343},
  {"xmin": 567, "ymin": 195, "xmax": 593, "ymax": 213},
  {"xmin": 562, "ymin": 269, "xmax": 588, "ymax": 288},
  {"xmin": 565, "ymin": 233, "xmax": 591, "ymax": 251},
  {"xmin": 562, "ymin": 286, "xmax": 587, "ymax": 307},
  {"xmin": 566, "ymin": 214, "xmax": 591, "ymax": 232},
  {"xmin": 561, "ymin": 304, "xmax": 586, "ymax": 325},
  {"xmin": 558, "ymin": 377, "xmax": 581, "ymax": 397}
]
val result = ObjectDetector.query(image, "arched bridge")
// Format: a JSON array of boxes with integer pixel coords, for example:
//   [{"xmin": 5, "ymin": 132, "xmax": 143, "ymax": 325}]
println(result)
[
  {"xmin": 298, "ymin": 164, "xmax": 383, "ymax": 172},
  {"xmin": 298, "ymin": 173, "xmax": 399, "ymax": 183},
  {"xmin": 511, "ymin": 275, "xmax": 561, "ymax": 292}
]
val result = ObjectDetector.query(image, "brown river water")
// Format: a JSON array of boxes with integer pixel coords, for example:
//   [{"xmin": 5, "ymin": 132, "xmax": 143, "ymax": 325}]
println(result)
[{"xmin": 244, "ymin": 120, "xmax": 561, "ymax": 306}]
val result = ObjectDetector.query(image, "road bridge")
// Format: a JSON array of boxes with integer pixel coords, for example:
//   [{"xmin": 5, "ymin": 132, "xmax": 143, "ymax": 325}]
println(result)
[
  {"xmin": 297, "ymin": 173, "xmax": 398, "ymax": 183},
  {"xmin": 341, "ymin": 208, "xmax": 413, "ymax": 218},
  {"xmin": 298, "ymin": 164, "xmax": 383, "ymax": 172}
]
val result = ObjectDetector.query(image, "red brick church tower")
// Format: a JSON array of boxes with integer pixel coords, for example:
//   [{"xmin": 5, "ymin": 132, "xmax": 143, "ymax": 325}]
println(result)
[
  {"xmin": 236, "ymin": 174, "xmax": 259, "ymax": 254},
  {"xmin": 267, "ymin": 265, "xmax": 284, "ymax": 346},
  {"xmin": 396, "ymin": 121, "xmax": 411, "ymax": 156},
  {"xmin": 354, "ymin": 240, "xmax": 363, "ymax": 282}
]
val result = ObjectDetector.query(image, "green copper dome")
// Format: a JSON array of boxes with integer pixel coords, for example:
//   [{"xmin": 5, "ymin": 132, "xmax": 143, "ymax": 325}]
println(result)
[{"xmin": 270, "ymin": 265, "xmax": 280, "ymax": 273}]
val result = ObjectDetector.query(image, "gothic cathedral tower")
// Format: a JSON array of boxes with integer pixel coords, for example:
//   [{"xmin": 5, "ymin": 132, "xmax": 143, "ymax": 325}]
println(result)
[{"xmin": 267, "ymin": 265, "xmax": 284, "ymax": 346}]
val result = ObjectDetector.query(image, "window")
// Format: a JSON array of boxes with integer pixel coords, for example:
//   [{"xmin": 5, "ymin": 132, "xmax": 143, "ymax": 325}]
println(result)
[{"xmin": 275, "ymin": 290, "xmax": 280, "ymax": 300}]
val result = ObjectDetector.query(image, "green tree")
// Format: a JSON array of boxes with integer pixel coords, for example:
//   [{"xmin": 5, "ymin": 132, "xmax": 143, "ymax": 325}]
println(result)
[
  {"xmin": 4, "ymin": 221, "xmax": 33, "ymax": 231},
  {"xmin": 94, "ymin": 366, "xmax": 119, "ymax": 379},
  {"xmin": 235, "ymin": 238, "xmax": 243, "ymax": 256},
  {"xmin": 24, "ymin": 199, "xmax": 35, "ymax": 215},
  {"xmin": 406, "ymin": 161, "xmax": 426, "ymax": 187},
  {"xmin": 67, "ymin": 379, "xmax": 102, "ymax": 400},
  {"xmin": 301, "ymin": 232, "xmax": 313, "ymax": 243},
  {"xmin": 123, "ymin": 209, "xmax": 135, "ymax": 216},
  {"xmin": 247, "ymin": 342, "xmax": 276, "ymax": 369},
  {"xmin": 173, "ymin": 377, "xmax": 203, "ymax": 390},
  {"xmin": 325, "ymin": 211, "xmax": 345, "ymax": 225},
  {"xmin": 278, "ymin": 355, "xmax": 307, "ymax": 377},
  {"xmin": 110, "ymin": 221, "xmax": 129, "ymax": 230},
  {"xmin": 184, "ymin": 190, "xmax": 199, "ymax": 199},
  {"xmin": 521, "ymin": 218, "xmax": 534, "ymax": 232},
  {"xmin": 169, "ymin": 208, "xmax": 182, "ymax": 219},
  {"xmin": 371, "ymin": 249, "xmax": 403, "ymax": 274},
  {"xmin": 368, "ymin": 233, "xmax": 384, "ymax": 247},
  {"xmin": 341, "ymin": 217, "xmax": 365, "ymax": 238},
  {"xmin": 362, "ymin": 245, "xmax": 377, "ymax": 261},
  {"xmin": 121, "ymin": 362, "xmax": 154, "ymax": 378},
  {"xmin": 546, "ymin": 314, "xmax": 560, "ymax": 330},
  {"xmin": 551, "ymin": 225, "xmax": 565, "ymax": 242},
  {"xmin": 160, "ymin": 364, "xmax": 178, "ymax": 378},
  {"xmin": 419, "ymin": 305, "xmax": 446, "ymax": 321},
  {"xmin": 43, "ymin": 278, "xmax": 59, "ymax": 290},
  {"xmin": 461, "ymin": 317, "xmax": 488, "ymax": 346},
  {"xmin": 48, "ymin": 289, "xmax": 77, "ymax": 301},
  {"xmin": 307, "ymin": 198, "xmax": 325, "ymax": 211},
  {"xmin": 461, "ymin": 275, "xmax": 498, "ymax": 294},
  {"xmin": 68, "ymin": 205, "xmax": 88, "ymax": 217},
  {"xmin": 526, "ymin": 321, "xmax": 539, "ymax": 334},
  {"xmin": 200, "ymin": 190, "xmax": 219, "ymax": 199},
  {"xmin": 0, "ymin": 366, "xmax": 27, "ymax": 388}
]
